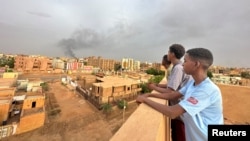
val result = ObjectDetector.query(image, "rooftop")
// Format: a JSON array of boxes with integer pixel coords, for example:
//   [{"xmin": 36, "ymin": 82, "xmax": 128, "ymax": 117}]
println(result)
[{"xmin": 94, "ymin": 76, "xmax": 140, "ymax": 87}]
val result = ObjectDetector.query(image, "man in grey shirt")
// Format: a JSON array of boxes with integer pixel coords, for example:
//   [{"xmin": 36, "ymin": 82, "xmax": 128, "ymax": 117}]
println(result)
[{"xmin": 148, "ymin": 44, "xmax": 192, "ymax": 141}]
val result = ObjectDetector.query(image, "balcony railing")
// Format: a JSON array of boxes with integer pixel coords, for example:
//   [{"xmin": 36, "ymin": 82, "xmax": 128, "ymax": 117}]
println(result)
[{"xmin": 110, "ymin": 78, "xmax": 171, "ymax": 141}]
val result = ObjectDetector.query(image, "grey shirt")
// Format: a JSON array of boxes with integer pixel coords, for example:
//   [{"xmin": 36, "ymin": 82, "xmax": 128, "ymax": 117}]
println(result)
[{"xmin": 167, "ymin": 63, "xmax": 192, "ymax": 106}]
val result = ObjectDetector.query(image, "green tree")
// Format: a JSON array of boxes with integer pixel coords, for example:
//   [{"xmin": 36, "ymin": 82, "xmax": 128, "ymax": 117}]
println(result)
[
  {"xmin": 0, "ymin": 58, "xmax": 6, "ymax": 67},
  {"xmin": 101, "ymin": 103, "xmax": 112, "ymax": 116},
  {"xmin": 0, "ymin": 57, "xmax": 14, "ymax": 68},
  {"xmin": 149, "ymin": 75, "xmax": 164, "ymax": 84},
  {"xmin": 140, "ymin": 74, "xmax": 165, "ymax": 94},
  {"xmin": 7, "ymin": 57, "xmax": 15, "ymax": 68},
  {"xmin": 117, "ymin": 99, "xmax": 128, "ymax": 109},
  {"xmin": 241, "ymin": 71, "xmax": 250, "ymax": 79},
  {"xmin": 207, "ymin": 70, "xmax": 213, "ymax": 79},
  {"xmin": 146, "ymin": 68, "xmax": 165, "ymax": 75},
  {"xmin": 40, "ymin": 82, "xmax": 49, "ymax": 91},
  {"xmin": 114, "ymin": 63, "xmax": 122, "ymax": 71},
  {"xmin": 140, "ymin": 83, "xmax": 151, "ymax": 93}
]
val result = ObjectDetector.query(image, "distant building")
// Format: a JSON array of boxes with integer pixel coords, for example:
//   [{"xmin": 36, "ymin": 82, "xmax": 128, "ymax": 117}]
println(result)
[
  {"xmin": 122, "ymin": 58, "xmax": 134, "ymax": 71},
  {"xmin": 121, "ymin": 58, "xmax": 140, "ymax": 71},
  {"xmin": 152, "ymin": 62, "xmax": 162, "ymax": 70},
  {"xmin": 140, "ymin": 62, "xmax": 152, "ymax": 71},
  {"xmin": 86, "ymin": 56, "xmax": 117, "ymax": 71},
  {"xmin": 2, "ymin": 72, "xmax": 18, "ymax": 79},
  {"xmin": 52, "ymin": 58, "xmax": 65, "ymax": 70},
  {"xmin": 14, "ymin": 55, "xmax": 53, "ymax": 73}
]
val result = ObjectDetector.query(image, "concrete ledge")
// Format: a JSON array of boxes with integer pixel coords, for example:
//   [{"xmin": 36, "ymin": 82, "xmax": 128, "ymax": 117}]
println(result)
[{"xmin": 110, "ymin": 79, "xmax": 171, "ymax": 141}]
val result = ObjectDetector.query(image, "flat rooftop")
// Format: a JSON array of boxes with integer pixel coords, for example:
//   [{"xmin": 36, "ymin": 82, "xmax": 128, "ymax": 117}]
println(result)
[
  {"xmin": 26, "ymin": 95, "xmax": 44, "ymax": 99},
  {"xmin": 94, "ymin": 76, "xmax": 140, "ymax": 87}
]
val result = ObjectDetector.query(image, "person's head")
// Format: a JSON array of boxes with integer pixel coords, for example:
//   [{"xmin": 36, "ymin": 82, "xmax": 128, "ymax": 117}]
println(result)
[
  {"xmin": 168, "ymin": 44, "xmax": 185, "ymax": 60},
  {"xmin": 183, "ymin": 48, "xmax": 213, "ymax": 74},
  {"xmin": 162, "ymin": 54, "xmax": 171, "ymax": 69}
]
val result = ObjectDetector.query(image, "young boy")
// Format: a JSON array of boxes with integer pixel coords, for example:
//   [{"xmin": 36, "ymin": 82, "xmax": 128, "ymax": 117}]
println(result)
[{"xmin": 148, "ymin": 44, "xmax": 192, "ymax": 141}]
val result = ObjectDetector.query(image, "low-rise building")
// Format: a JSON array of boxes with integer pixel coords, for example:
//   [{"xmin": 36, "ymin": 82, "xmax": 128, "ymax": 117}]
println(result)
[
  {"xmin": 89, "ymin": 76, "xmax": 141, "ymax": 109},
  {"xmin": 0, "ymin": 78, "xmax": 45, "ymax": 139}
]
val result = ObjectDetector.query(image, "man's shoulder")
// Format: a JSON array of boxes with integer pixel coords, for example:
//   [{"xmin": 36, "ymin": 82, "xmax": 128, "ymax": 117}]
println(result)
[
  {"xmin": 173, "ymin": 63, "xmax": 183, "ymax": 68},
  {"xmin": 171, "ymin": 63, "xmax": 183, "ymax": 73},
  {"xmin": 201, "ymin": 78, "xmax": 221, "ymax": 92}
]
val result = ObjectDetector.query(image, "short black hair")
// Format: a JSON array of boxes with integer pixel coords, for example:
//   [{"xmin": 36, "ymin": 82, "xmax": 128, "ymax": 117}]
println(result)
[
  {"xmin": 162, "ymin": 54, "xmax": 171, "ymax": 65},
  {"xmin": 169, "ymin": 44, "xmax": 185, "ymax": 59},
  {"xmin": 186, "ymin": 48, "xmax": 213, "ymax": 69}
]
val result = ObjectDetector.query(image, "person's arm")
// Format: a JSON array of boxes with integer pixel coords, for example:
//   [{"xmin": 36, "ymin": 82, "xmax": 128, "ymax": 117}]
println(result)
[
  {"xmin": 154, "ymin": 86, "xmax": 174, "ymax": 93},
  {"xmin": 156, "ymin": 83, "xmax": 167, "ymax": 88},
  {"xmin": 136, "ymin": 96, "xmax": 185, "ymax": 119},
  {"xmin": 148, "ymin": 83, "xmax": 173, "ymax": 93},
  {"xmin": 143, "ymin": 91, "xmax": 182, "ymax": 101}
]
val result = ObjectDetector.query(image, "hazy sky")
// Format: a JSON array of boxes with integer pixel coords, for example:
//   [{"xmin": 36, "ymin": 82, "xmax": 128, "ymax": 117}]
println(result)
[{"xmin": 0, "ymin": 0, "xmax": 249, "ymax": 68}]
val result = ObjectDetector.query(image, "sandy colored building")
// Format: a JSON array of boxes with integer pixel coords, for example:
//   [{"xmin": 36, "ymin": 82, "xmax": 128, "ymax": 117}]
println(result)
[
  {"xmin": 0, "ymin": 78, "xmax": 16, "ymax": 89},
  {"xmin": 0, "ymin": 77, "xmax": 45, "ymax": 139},
  {"xmin": 0, "ymin": 88, "xmax": 16, "ymax": 125},
  {"xmin": 86, "ymin": 56, "xmax": 117, "ymax": 71},
  {"xmin": 14, "ymin": 55, "xmax": 53, "ymax": 73},
  {"xmin": 16, "ymin": 92, "xmax": 45, "ymax": 134},
  {"xmin": 89, "ymin": 76, "xmax": 141, "ymax": 108},
  {"xmin": 2, "ymin": 72, "xmax": 18, "ymax": 79}
]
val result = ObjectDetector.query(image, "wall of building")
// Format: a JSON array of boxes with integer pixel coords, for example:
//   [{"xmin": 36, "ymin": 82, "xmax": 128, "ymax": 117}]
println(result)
[
  {"xmin": 14, "ymin": 55, "xmax": 54, "ymax": 72},
  {"xmin": 101, "ymin": 87, "xmax": 113, "ymax": 97},
  {"xmin": 0, "ymin": 101, "xmax": 11, "ymax": 125},
  {"xmin": 17, "ymin": 111, "xmax": 45, "ymax": 134},
  {"xmin": 0, "ymin": 88, "xmax": 16, "ymax": 97},
  {"xmin": 0, "ymin": 78, "xmax": 16, "ymax": 89},
  {"xmin": 22, "ymin": 97, "xmax": 45, "ymax": 110}
]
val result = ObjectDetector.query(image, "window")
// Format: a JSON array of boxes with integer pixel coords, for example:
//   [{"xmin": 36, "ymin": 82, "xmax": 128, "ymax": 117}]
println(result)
[
  {"xmin": 32, "ymin": 101, "xmax": 36, "ymax": 108},
  {"xmin": 127, "ymin": 87, "xmax": 130, "ymax": 91}
]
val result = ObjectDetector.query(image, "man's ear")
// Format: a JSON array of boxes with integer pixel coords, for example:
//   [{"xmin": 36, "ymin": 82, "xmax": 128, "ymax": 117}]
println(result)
[{"xmin": 196, "ymin": 61, "xmax": 201, "ymax": 67}]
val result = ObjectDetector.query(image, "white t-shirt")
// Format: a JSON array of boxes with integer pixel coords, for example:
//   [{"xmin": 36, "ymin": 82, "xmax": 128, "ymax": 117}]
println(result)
[{"xmin": 179, "ymin": 78, "xmax": 224, "ymax": 141}]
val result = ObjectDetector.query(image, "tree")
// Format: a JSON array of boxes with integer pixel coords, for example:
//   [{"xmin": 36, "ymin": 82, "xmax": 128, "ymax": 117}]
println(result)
[
  {"xmin": 117, "ymin": 99, "xmax": 128, "ymax": 109},
  {"xmin": 101, "ymin": 103, "xmax": 112, "ymax": 117},
  {"xmin": 40, "ymin": 82, "xmax": 49, "ymax": 91},
  {"xmin": 140, "ymin": 74, "xmax": 165, "ymax": 94},
  {"xmin": 0, "ymin": 57, "xmax": 14, "ymax": 68},
  {"xmin": 140, "ymin": 83, "xmax": 151, "ymax": 93},
  {"xmin": 241, "ymin": 71, "xmax": 250, "ymax": 79},
  {"xmin": 146, "ymin": 68, "xmax": 165, "ymax": 76},
  {"xmin": 207, "ymin": 70, "xmax": 213, "ymax": 79},
  {"xmin": 149, "ymin": 75, "xmax": 164, "ymax": 84},
  {"xmin": 114, "ymin": 63, "xmax": 122, "ymax": 71},
  {"xmin": 7, "ymin": 57, "xmax": 15, "ymax": 68}
]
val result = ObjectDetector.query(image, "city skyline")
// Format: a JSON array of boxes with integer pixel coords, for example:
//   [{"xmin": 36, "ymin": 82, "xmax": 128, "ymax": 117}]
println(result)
[{"xmin": 0, "ymin": 0, "xmax": 250, "ymax": 68}]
